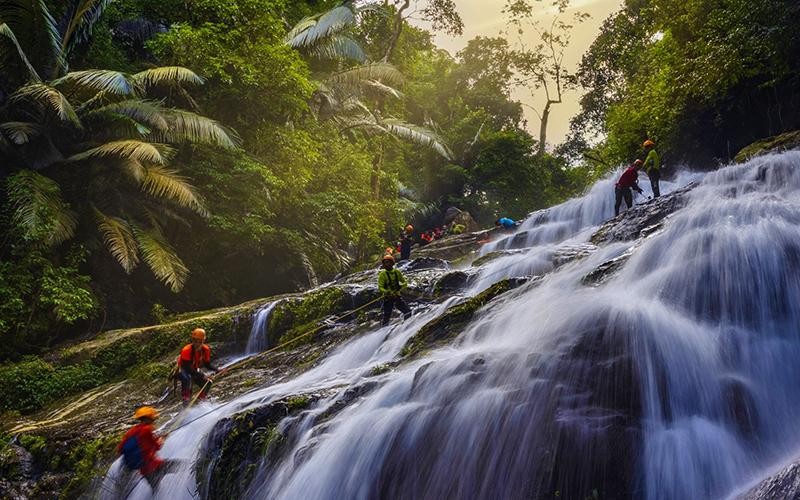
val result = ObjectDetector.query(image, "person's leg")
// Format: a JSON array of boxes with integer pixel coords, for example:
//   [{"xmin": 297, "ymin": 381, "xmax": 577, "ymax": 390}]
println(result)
[
  {"xmin": 144, "ymin": 458, "xmax": 184, "ymax": 490},
  {"xmin": 650, "ymin": 169, "xmax": 661, "ymax": 197},
  {"xmin": 192, "ymin": 371, "xmax": 211, "ymax": 400},
  {"xmin": 624, "ymin": 188, "xmax": 633, "ymax": 209},
  {"xmin": 178, "ymin": 370, "xmax": 192, "ymax": 404},
  {"xmin": 382, "ymin": 297, "xmax": 394, "ymax": 326},
  {"xmin": 395, "ymin": 296, "xmax": 412, "ymax": 320},
  {"xmin": 614, "ymin": 188, "xmax": 624, "ymax": 216}
]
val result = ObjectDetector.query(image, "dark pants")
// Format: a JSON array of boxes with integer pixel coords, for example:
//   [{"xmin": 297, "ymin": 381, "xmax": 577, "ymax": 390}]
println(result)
[
  {"xmin": 400, "ymin": 242, "xmax": 411, "ymax": 261},
  {"xmin": 382, "ymin": 295, "xmax": 411, "ymax": 326},
  {"xmin": 648, "ymin": 169, "xmax": 661, "ymax": 197},
  {"xmin": 179, "ymin": 369, "xmax": 210, "ymax": 403},
  {"xmin": 614, "ymin": 187, "xmax": 633, "ymax": 216},
  {"xmin": 143, "ymin": 459, "xmax": 183, "ymax": 490}
]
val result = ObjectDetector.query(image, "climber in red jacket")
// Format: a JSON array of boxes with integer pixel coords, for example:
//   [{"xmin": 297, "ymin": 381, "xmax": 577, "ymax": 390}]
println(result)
[
  {"xmin": 615, "ymin": 159, "xmax": 645, "ymax": 216},
  {"xmin": 117, "ymin": 406, "xmax": 181, "ymax": 491},
  {"xmin": 176, "ymin": 328, "xmax": 220, "ymax": 405}
]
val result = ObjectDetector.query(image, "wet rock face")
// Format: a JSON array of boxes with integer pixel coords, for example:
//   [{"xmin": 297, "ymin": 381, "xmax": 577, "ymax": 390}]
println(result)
[
  {"xmin": 735, "ymin": 130, "xmax": 800, "ymax": 163},
  {"xmin": 591, "ymin": 183, "xmax": 698, "ymax": 245},
  {"xmin": 740, "ymin": 460, "xmax": 800, "ymax": 499},
  {"xmin": 552, "ymin": 243, "xmax": 598, "ymax": 268},
  {"xmin": 414, "ymin": 229, "xmax": 494, "ymax": 262}
]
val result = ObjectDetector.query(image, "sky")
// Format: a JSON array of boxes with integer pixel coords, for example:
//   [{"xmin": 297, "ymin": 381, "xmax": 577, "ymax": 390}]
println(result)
[{"xmin": 411, "ymin": 0, "xmax": 624, "ymax": 146}]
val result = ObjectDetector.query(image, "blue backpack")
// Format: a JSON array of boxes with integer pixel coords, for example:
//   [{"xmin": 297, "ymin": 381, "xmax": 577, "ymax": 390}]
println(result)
[{"xmin": 120, "ymin": 436, "xmax": 143, "ymax": 470}]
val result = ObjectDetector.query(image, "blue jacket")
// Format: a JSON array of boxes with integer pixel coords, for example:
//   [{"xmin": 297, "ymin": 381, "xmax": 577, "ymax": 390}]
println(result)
[{"xmin": 498, "ymin": 217, "xmax": 517, "ymax": 229}]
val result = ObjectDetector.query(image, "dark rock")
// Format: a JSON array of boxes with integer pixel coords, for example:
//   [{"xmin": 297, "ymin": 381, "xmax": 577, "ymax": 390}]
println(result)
[
  {"xmin": 433, "ymin": 270, "xmax": 473, "ymax": 296},
  {"xmin": 591, "ymin": 182, "xmax": 698, "ymax": 245},
  {"xmin": 740, "ymin": 460, "xmax": 800, "ymax": 499},
  {"xmin": 414, "ymin": 229, "xmax": 494, "ymax": 262},
  {"xmin": 581, "ymin": 248, "xmax": 635, "ymax": 286},
  {"xmin": 400, "ymin": 257, "xmax": 449, "ymax": 272},
  {"xmin": 552, "ymin": 243, "xmax": 598, "ymax": 268}
]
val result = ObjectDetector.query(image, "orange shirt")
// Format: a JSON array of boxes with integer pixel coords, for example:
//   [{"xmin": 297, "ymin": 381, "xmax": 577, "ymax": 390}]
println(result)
[{"xmin": 178, "ymin": 343, "xmax": 211, "ymax": 370}]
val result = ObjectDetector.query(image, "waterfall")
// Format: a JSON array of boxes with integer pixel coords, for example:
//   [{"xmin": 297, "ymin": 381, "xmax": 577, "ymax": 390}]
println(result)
[
  {"xmin": 102, "ymin": 151, "xmax": 800, "ymax": 500},
  {"xmin": 246, "ymin": 302, "xmax": 277, "ymax": 355}
]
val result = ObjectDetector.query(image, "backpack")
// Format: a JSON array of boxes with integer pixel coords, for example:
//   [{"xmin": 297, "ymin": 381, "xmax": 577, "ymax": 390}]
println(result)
[{"xmin": 120, "ymin": 436, "xmax": 143, "ymax": 470}]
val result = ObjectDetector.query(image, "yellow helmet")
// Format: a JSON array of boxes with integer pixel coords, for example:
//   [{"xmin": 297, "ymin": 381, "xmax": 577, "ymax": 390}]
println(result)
[
  {"xmin": 133, "ymin": 406, "xmax": 159, "ymax": 421},
  {"xmin": 643, "ymin": 139, "xmax": 655, "ymax": 148},
  {"xmin": 191, "ymin": 328, "xmax": 206, "ymax": 341}
]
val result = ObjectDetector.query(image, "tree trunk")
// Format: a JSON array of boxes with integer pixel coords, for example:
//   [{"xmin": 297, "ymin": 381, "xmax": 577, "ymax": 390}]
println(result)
[
  {"xmin": 538, "ymin": 100, "xmax": 552, "ymax": 157},
  {"xmin": 371, "ymin": 146, "xmax": 384, "ymax": 201},
  {"xmin": 383, "ymin": 0, "xmax": 411, "ymax": 63}
]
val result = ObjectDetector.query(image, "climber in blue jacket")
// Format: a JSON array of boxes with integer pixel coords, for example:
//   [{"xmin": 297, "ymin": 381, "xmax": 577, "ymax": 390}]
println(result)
[{"xmin": 495, "ymin": 217, "xmax": 520, "ymax": 230}]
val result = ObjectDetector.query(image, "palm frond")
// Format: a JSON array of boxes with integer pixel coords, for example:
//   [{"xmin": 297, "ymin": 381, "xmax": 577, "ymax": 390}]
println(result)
[
  {"xmin": 0, "ymin": 0, "xmax": 63, "ymax": 74},
  {"xmin": 153, "ymin": 109, "xmax": 240, "ymax": 149},
  {"xmin": 132, "ymin": 66, "xmax": 204, "ymax": 88},
  {"xmin": 94, "ymin": 207, "xmax": 139, "ymax": 272},
  {"xmin": 119, "ymin": 158, "xmax": 146, "ymax": 182},
  {"xmin": 326, "ymin": 63, "xmax": 404, "ymax": 88},
  {"xmin": 87, "ymin": 99, "xmax": 169, "ymax": 130},
  {"xmin": 12, "ymin": 83, "xmax": 80, "ymax": 124},
  {"xmin": 69, "ymin": 140, "xmax": 173, "ymax": 164},
  {"xmin": 6, "ymin": 169, "xmax": 76, "ymax": 246},
  {"xmin": 53, "ymin": 69, "xmax": 135, "ymax": 96},
  {"xmin": 0, "ymin": 22, "xmax": 40, "ymax": 80},
  {"xmin": 287, "ymin": 5, "xmax": 355, "ymax": 49},
  {"xmin": 308, "ymin": 34, "xmax": 365, "ymax": 62},
  {"xmin": 0, "ymin": 121, "xmax": 39, "ymax": 144},
  {"xmin": 383, "ymin": 119, "xmax": 453, "ymax": 160},
  {"xmin": 141, "ymin": 165, "xmax": 207, "ymax": 215},
  {"xmin": 362, "ymin": 79, "xmax": 403, "ymax": 98},
  {"xmin": 133, "ymin": 226, "xmax": 189, "ymax": 292},
  {"xmin": 60, "ymin": 0, "xmax": 113, "ymax": 58}
]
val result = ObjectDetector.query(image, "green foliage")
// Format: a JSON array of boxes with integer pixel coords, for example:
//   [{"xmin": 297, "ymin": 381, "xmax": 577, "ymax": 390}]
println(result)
[
  {"xmin": 0, "ymin": 359, "xmax": 102, "ymax": 413},
  {"xmin": 0, "ymin": 246, "xmax": 97, "ymax": 360}
]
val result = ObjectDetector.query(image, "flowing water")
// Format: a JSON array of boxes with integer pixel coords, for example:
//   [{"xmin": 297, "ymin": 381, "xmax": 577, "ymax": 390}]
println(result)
[{"xmin": 101, "ymin": 153, "xmax": 800, "ymax": 499}]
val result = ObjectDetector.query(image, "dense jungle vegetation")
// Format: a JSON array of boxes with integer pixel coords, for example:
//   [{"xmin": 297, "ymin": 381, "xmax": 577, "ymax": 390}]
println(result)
[{"xmin": 1, "ymin": 0, "xmax": 799, "ymax": 362}]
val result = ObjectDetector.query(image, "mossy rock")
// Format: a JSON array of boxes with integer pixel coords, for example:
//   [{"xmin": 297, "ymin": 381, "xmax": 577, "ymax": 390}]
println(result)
[
  {"xmin": 401, "ymin": 277, "xmax": 535, "ymax": 358},
  {"xmin": 735, "ymin": 130, "xmax": 800, "ymax": 163},
  {"xmin": 197, "ymin": 393, "xmax": 320, "ymax": 500}
]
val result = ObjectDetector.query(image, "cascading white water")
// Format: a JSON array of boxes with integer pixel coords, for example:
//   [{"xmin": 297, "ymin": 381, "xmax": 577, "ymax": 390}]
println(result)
[
  {"xmin": 246, "ymin": 302, "xmax": 277, "ymax": 354},
  {"xmin": 102, "ymin": 152, "xmax": 800, "ymax": 500}
]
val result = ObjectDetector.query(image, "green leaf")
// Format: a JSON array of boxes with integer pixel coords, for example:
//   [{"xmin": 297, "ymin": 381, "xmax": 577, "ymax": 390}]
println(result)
[
  {"xmin": 140, "ymin": 165, "xmax": 207, "ymax": 215},
  {"xmin": 68, "ymin": 140, "xmax": 173, "ymax": 164},
  {"xmin": 53, "ymin": 69, "xmax": 135, "ymax": 96},
  {"xmin": 133, "ymin": 227, "xmax": 189, "ymax": 292},
  {"xmin": 12, "ymin": 83, "xmax": 80, "ymax": 124},
  {"xmin": 6, "ymin": 170, "xmax": 76, "ymax": 246},
  {"xmin": 93, "ymin": 208, "xmax": 139, "ymax": 273},
  {"xmin": 132, "ymin": 66, "xmax": 205, "ymax": 88}
]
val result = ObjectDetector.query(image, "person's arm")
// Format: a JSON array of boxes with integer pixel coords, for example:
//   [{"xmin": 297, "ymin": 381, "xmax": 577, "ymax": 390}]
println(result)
[
  {"xmin": 203, "ymin": 348, "xmax": 219, "ymax": 372},
  {"xmin": 378, "ymin": 271, "xmax": 389, "ymax": 295}
]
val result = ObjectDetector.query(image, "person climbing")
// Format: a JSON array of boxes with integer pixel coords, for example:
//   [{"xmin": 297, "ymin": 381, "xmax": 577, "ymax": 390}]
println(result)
[
  {"xmin": 642, "ymin": 139, "xmax": 661, "ymax": 197},
  {"xmin": 176, "ymin": 328, "xmax": 219, "ymax": 406},
  {"xmin": 399, "ymin": 224, "xmax": 414, "ymax": 261},
  {"xmin": 378, "ymin": 254, "xmax": 412, "ymax": 326},
  {"xmin": 495, "ymin": 217, "xmax": 519, "ymax": 231},
  {"xmin": 615, "ymin": 159, "xmax": 645, "ymax": 216},
  {"xmin": 117, "ymin": 406, "xmax": 181, "ymax": 492}
]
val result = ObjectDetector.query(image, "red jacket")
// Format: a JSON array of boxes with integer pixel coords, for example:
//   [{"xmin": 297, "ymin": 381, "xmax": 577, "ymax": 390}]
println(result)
[
  {"xmin": 178, "ymin": 343, "xmax": 211, "ymax": 371},
  {"xmin": 118, "ymin": 423, "xmax": 163, "ymax": 475},
  {"xmin": 616, "ymin": 166, "xmax": 641, "ymax": 190}
]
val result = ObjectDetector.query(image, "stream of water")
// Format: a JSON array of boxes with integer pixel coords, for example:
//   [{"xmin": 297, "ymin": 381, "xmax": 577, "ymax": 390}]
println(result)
[{"xmin": 102, "ymin": 153, "xmax": 800, "ymax": 499}]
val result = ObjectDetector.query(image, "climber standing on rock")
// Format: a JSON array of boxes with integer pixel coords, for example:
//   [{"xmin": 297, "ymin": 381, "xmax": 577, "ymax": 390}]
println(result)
[
  {"xmin": 615, "ymin": 159, "xmax": 645, "ymax": 216},
  {"xmin": 378, "ymin": 253, "xmax": 412, "ymax": 326},
  {"xmin": 643, "ymin": 139, "xmax": 661, "ymax": 197},
  {"xmin": 174, "ymin": 328, "xmax": 219, "ymax": 406},
  {"xmin": 117, "ymin": 406, "xmax": 181, "ymax": 493},
  {"xmin": 400, "ymin": 224, "xmax": 414, "ymax": 261}
]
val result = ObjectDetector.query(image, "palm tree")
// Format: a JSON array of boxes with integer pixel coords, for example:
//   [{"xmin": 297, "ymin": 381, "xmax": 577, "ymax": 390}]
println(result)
[
  {"xmin": 1, "ymin": 0, "xmax": 239, "ymax": 291},
  {"xmin": 287, "ymin": 1, "xmax": 452, "ymax": 201}
]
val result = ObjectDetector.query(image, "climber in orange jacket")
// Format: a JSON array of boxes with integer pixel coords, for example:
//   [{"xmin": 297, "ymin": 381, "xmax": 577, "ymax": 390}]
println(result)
[
  {"xmin": 117, "ymin": 406, "xmax": 181, "ymax": 491},
  {"xmin": 176, "ymin": 328, "xmax": 220, "ymax": 405}
]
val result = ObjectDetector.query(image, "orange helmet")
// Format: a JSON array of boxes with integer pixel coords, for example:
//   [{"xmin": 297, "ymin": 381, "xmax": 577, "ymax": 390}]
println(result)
[
  {"xmin": 133, "ymin": 406, "xmax": 159, "ymax": 421},
  {"xmin": 643, "ymin": 139, "xmax": 655, "ymax": 148},
  {"xmin": 405, "ymin": 224, "xmax": 413, "ymax": 233},
  {"xmin": 191, "ymin": 328, "xmax": 206, "ymax": 341},
  {"xmin": 382, "ymin": 253, "xmax": 395, "ymax": 264}
]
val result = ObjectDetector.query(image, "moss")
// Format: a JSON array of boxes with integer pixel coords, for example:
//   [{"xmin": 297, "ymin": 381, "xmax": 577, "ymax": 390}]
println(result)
[
  {"xmin": 401, "ymin": 278, "xmax": 526, "ymax": 358},
  {"xmin": 369, "ymin": 364, "xmax": 391, "ymax": 376},
  {"xmin": 286, "ymin": 395, "xmax": 311, "ymax": 411},
  {"xmin": 268, "ymin": 287, "xmax": 349, "ymax": 347},
  {"xmin": 735, "ymin": 130, "xmax": 800, "ymax": 163},
  {"xmin": 59, "ymin": 434, "xmax": 118, "ymax": 498}
]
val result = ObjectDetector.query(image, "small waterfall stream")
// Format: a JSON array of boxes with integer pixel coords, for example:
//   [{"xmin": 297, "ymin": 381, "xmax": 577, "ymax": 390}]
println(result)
[{"xmin": 102, "ymin": 152, "xmax": 800, "ymax": 499}]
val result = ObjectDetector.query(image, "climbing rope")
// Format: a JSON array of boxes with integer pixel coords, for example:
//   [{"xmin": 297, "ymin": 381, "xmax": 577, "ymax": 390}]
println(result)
[{"xmin": 164, "ymin": 294, "xmax": 386, "ymax": 433}]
